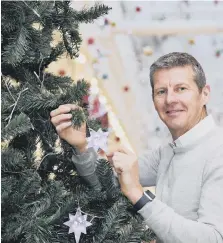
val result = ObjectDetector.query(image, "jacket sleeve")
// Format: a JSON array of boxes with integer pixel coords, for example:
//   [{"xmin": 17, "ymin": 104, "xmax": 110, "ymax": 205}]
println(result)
[
  {"xmin": 138, "ymin": 152, "xmax": 223, "ymax": 243},
  {"xmin": 138, "ymin": 146, "xmax": 161, "ymax": 187},
  {"xmin": 71, "ymin": 147, "xmax": 102, "ymax": 191}
]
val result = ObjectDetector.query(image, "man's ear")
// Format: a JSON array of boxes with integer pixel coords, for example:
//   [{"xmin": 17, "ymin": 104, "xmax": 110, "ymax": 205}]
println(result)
[{"xmin": 202, "ymin": 84, "xmax": 210, "ymax": 106}]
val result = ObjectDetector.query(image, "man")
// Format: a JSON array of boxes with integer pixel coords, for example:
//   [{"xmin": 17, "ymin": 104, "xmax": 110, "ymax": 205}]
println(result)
[{"xmin": 50, "ymin": 52, "xmax": 223, "ymax": 243}]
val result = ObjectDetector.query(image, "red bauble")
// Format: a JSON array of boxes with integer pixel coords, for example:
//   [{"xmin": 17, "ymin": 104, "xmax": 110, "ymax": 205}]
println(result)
[
  {"xmin": 123, "ymin": 86, "xmax": 130, "ymax": 92},
  {"xmin": 82, "ymin": 95, "xmax": 89, "ymax": 105},
  {"xmin": 58, "ymin": 69, "xmax": 66, "ymax": 76},
  {"xmin": 136, "ymin": 6, "xmax": 141, "ymax": 12},
  {"xmin": 115, "ymin": 136, "xmax": 120, "ymax": 142},
  {"xmin": 88, "ymin": 38, "xmax": 94, "ymax": 45},
  {"xmin": 216, "ymin": 50, "xmax": 221, "ymax": 57},
  {"xmin": 99, "ymin": 113, "xmax": 109, "ymax": 129}
]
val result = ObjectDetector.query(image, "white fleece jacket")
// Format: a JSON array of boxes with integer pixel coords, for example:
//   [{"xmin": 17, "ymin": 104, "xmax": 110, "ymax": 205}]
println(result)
[
  {"xmin": 72, "ymin": 115, "xmax": 223, "ymax": 243},
  {"xmin": 138, "ymin": 115, "xmax": 223, "ymax": 243}
]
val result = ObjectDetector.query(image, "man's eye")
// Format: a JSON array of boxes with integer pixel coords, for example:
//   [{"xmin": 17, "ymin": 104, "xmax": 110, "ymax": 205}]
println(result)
[
  {"xmin": 178, "ymin": 87, "xmax": 186, "ymax": 92},
  {"xmin": 157, "ymin": 90, "xmax": 165, "ymax": 95}
]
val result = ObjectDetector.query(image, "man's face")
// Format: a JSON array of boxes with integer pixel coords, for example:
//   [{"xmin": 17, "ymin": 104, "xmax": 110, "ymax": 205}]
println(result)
[{"xmin": 153, "ymin": 66, "xmax": 210, "ymax": 137}]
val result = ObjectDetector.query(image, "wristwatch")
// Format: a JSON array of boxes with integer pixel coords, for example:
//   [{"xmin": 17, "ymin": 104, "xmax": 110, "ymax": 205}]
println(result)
[{"xmin": 133, "ymin": 190, "xmax": 155, "ymax": 211}]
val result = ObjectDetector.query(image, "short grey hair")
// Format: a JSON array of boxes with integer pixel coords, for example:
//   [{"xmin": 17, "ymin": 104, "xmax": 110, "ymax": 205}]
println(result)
[{"xmin": 150, "ymin": 52, "xmax": 206, "ymax": 96}]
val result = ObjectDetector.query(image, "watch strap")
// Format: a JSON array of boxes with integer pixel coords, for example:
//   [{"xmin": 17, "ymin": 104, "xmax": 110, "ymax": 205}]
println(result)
[{"xmin": 133, "ymin": 190, "xmax": 155, "ymax": 211}]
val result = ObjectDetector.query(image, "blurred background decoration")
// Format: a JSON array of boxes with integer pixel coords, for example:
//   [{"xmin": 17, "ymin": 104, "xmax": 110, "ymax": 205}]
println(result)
[{"xmin": 47, "ymin": 0, "xmax": 223, "ymax": 156}]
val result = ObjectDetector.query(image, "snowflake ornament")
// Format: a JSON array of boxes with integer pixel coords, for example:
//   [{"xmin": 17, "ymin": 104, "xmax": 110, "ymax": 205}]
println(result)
[
  {"xmin": 64, "ymin": 207, "xmax": 92, "ymax": 243},
  {"xmin": 87, "ymin": 128, "xmax": 109, "ymax": 152}
]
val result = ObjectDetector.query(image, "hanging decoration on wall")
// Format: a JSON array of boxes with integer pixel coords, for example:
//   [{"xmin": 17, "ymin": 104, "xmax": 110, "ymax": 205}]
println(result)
[
  {"xmin": 102, "ymin": 74, "xmax": 108, "ymax": 80},
  {"xmin": 104, "ymin": 18, "xmax": 109, "ymax": 25},
  {"xmin": 188, "ymin": 38, "xmax": 195, "ymax": 45},
  {"xmin": 87, "ymin": 37, "xmax": 95, "ymax": 45},
  {"xmin": 58, "ymin": 69, "xmax": 66, "ymax": 76},
  {"xmin": 215, "ymin": 50, "xmax": 221, "ymax": 57},
  {"xmin": 123, "ymin": 85, "xmax": 130, "ymax": 92},
  {"xmin": 135, "ymin": 6, "xmax": 141, "ymax": 12},
  {"xmin": 143, "ymin": 45, "xmax": 153, "ymax": 56}
]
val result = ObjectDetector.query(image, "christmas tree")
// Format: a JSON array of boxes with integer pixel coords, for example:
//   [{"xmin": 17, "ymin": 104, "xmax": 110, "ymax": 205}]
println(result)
[{"xmin": 1, "ymin": 1, "xmax": 155, "ymax": 242}]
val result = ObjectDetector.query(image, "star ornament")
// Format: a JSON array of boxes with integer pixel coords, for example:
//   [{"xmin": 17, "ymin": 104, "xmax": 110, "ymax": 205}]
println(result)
[
  {"xmin": 87, "ymin": 128, "xmax": 109, "ymax": 152},
  {"xmin": 64, "ymin": 207, "xmax": 92, "ymax": 243}
]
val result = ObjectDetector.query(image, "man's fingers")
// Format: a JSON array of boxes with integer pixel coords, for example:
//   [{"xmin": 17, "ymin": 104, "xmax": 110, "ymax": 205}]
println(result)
[
  {"xmin": 50, "ymin": 104, "xmax": 79, "ymax": 117},
  {"xmin": 117, "ymin": 145, "xmax": 133, "ymax": 155},
  {"xmin": 112, "ymin": 161, "xmax": 123, "ymax": 174},
  {"xmin": 51, "ymin": 113, "xmax": 72, "ymax": 126},
  {"xmin": 56, "ymin": 121, "xmax": 72, "ymax": 133},
  {"xmin": 106, "ymin": 151, "xmax": 114, "ymax": 157}
]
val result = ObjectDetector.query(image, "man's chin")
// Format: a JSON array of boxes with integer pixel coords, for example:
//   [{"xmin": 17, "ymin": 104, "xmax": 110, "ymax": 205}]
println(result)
[{"xmin": 164, "ymin": 118, "xmax": 185, "ymax": 131}]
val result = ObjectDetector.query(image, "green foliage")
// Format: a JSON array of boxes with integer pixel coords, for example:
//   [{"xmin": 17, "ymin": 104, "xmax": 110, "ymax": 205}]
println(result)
[
  {"xmin": 1, "ymin": 1, "xmax": 155, "ymax": 243},
  {"xmin": 1, "ymin": 113, "xmax": 33, "ymax": 141},
  {"xmin": 71, "ymin": 108, "xmax": 86, "ymax": 129}
]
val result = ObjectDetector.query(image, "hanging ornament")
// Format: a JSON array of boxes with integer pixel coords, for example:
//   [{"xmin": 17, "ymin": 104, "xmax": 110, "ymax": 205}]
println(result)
[
  {"xmin": 123, "ymin": 86, "xmax": 130, "ymax": 92},
  {"xmin": 104, "ymin": 18, "xmax": 109, "ymax": 25},
  {"xmin": 188, "ymin": 38, "xmax": 195, "ymax": 45},
  {"xmin": 143, "ymin": 46, "xmax": 153, "ymax": 56},
  {"xmin": 111, "ymin": 22, "xmax": 116, "ymax": 27},
  {"xmin": 215, "ymin": 50, "xmax": 221, "ymax": 57},
  {"xmin": 87, "ymin": 128, "xmax": 109, "ymax": 152},
  {"xmin": 82, "ymin": 95, "xmax": 89, "ymax": 106},
  {"xmin": 88, "ymin": 96, "xmax": 107, "ymax": 119},
  {"xmin": 136, "ymin": 6, "xmax": 141, "ymax": 12},
  {"xmin": 92, "ymin": 58, "xmax": 98, "ymax": 64},
  {"xmin": 48, "ymin": 172, "xmax": 56, "ymax": 180},
  {"xmin": 102, "ymin": 74, "xmax": 108, "ymax": 80},
  {"xmin": 58, "ymin": 69, "xmax": 66, "ymax": 76},
  {"xmin": 64, "ymin": 207, "xmax": 92, "ymax": 243},
  {"xmin": 214, "ymin": 0, "xmax": 219, "ymax": 4},
  {"xmin": 115, "ymin": 136, "xmax": 120, "ymax": 142},
  {"xmin": 99, "ymin": 113, "xmax": 109, "ymax": 129},
  {"xmin": 87, "ymin": 38, "xmax": 94, "ymax": 45}
]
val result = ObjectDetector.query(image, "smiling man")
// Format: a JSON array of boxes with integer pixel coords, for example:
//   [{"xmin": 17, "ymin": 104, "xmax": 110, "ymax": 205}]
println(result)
[{"xmin": 50, "ymin": 52, "xmax": 223, "ymax": 243}]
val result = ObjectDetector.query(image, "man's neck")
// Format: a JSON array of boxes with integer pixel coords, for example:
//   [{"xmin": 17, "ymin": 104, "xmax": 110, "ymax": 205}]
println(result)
[{"xmin": 171, "ymin": 110, "xmax": 207, "ymax": 141}]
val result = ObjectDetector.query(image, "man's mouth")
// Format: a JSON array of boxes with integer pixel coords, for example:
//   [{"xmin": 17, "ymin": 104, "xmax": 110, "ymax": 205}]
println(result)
[{"xmin": 166, "ymin": 110, "xmax": 184, "ymax": 114}]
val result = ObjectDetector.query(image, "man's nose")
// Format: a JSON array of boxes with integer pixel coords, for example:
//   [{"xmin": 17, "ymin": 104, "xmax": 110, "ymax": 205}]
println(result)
[{"xmin": 165, "ymin": 90, "xmax": 178, "ymax": 105}]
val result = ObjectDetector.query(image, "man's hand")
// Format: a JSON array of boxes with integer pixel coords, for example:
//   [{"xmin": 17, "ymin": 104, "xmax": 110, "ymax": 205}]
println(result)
[
  {"xmin": 107, "ymin": 146, "xmax": 143, "ymax": 204},
  {"xmin": 50, "ymin": 104, "xmax": 87, "ymax": 152}
]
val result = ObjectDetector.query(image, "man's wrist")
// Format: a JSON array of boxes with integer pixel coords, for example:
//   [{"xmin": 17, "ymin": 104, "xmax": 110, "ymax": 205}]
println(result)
[
  {"xmin": 133, "ymin": 190, "xmax": 155, "ymax": 211},
  {"xmin": 76, "ymin": 145, "xmax": 87, "ymax": 153},
  {"xmin": 126, "ymin": 186, "xmax": 144, "ymax": 205}
]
